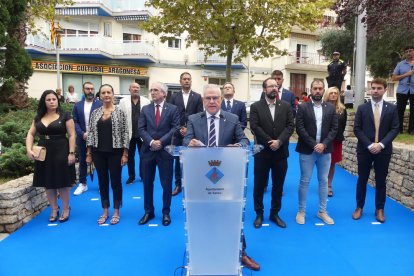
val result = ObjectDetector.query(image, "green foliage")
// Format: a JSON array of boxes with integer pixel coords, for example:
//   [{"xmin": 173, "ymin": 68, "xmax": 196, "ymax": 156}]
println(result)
[
  {"xmin": 0, "ymin": 143, "xmax": 34, "ymax": 178},
  {"xmin": 0, "ymin": 98, "xmax": 74, "ymax": 177},
  {"xmin": 143, "ymin": 0, "xmax": 334, "ymax": 80},
  {"xmin": 319, "ymin": 23, "xmax": 354, "ymax": 65}
]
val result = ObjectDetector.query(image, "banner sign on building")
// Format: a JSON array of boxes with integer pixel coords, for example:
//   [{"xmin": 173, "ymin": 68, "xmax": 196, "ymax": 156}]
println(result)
[{"xmin": 32, "ymin": 61, "xmax": 147, "ymax": 76}]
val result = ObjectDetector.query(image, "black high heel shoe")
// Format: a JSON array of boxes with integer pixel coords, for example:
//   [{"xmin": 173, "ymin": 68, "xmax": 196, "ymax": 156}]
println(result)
[
  {"xmin": 49, "ymin": 208, "xmax": 60, "ymax": 222},
  {"xmin": 59, "ymin": 207, "xmax": 71, "ymax": 223}
]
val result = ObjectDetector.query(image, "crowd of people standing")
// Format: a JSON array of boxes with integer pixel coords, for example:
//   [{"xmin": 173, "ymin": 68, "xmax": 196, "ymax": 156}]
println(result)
[{"xmin": 26, "ymin": 62, "xmax": 401, "ymax": 271}]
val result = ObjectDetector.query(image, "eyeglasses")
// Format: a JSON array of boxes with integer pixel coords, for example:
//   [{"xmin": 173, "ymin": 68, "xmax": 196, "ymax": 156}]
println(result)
[
  {"xmin": 266, "ymin": 85, "xmax": 278, "ymax": 89},
  {"xmin": 84, "ymin": 87, "xmax": 94, "ymax": 91},
  {"xmin": 150, "ymin": 88, "xmax": 161, "ymax": 93},
  {"xmin": 204, "ymin": 96, "xmax": 220, "ymax": 101}
]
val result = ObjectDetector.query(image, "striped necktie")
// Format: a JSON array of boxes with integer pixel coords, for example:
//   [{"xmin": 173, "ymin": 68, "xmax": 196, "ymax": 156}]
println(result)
[{"xmin": 208, "ymin": 116, "xmax": 216, "ymax": 147}]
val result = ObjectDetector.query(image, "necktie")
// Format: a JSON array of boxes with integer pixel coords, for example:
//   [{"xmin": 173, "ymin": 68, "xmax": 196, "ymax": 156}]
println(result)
[
  {"xmin": 155, "ymin": 104, "xmax": 160, "ymax": 126},
  {"xmin": 208, "ymin": 116, "xmax": 216, "ymax": 147},
  {"xmin": 226, "ymin": 100, "xmax": 231, "ymax": 111},
  {"xmin": 374, "ymin": 103, "xmax": 380, "ymax": 143}
]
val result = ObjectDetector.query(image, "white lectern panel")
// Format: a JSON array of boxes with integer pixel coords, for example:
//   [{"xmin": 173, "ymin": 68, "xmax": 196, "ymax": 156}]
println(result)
[{"xmin": 181, "ymin": 147, "xmax": 248, "ymax": 276}]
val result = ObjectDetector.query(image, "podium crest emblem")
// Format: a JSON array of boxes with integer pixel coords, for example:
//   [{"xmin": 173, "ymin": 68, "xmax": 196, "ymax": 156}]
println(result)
[{"xmin": 206, "ymin": 160, "xmax": 224, "ymax": 184}]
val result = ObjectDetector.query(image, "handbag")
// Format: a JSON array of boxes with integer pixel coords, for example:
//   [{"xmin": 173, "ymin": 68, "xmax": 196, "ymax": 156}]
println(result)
[{"xmin": 32, "ymin": 146, "xmax": 46, "ymax": 161}]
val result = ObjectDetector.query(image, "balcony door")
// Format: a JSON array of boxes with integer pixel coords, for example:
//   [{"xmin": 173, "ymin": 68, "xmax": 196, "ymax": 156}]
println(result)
[
  {"xmin": 290, "ymin": 73, "xmax": 306, "ymax": 97},
  {"xmin": 296, "ymin": 44, "xmax": 308, "ymax": 63}
]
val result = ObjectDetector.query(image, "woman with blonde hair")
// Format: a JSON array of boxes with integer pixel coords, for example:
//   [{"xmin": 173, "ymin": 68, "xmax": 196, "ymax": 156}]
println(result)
[{"xmin": 323, "ymin": 86, "xmax": 347, "ymax": 197}]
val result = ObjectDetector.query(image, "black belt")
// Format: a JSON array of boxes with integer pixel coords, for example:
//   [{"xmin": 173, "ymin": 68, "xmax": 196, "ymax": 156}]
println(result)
[{"xmin": 38, "ymin": 134, "xmax": 66, "ymax": 140}]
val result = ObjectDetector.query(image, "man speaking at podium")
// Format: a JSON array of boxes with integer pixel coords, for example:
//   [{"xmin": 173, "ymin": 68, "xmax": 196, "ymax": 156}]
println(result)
[{"xmin": 183, "ymin": 84, "xmax": 260, "ymax": 271}]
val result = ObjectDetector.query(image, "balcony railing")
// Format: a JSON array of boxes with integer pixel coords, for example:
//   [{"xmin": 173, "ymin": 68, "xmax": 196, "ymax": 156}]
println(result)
[
  {"xmin": 196, "ymin": 50, "xmax": 242, "ymax": 64},
  {"xmin": 68, "ymin": 0, "xmax": 146, "ymax": 11},
  {"xmin": 26, "ymin": 34, "xmax": 156, "ymax": 58},
  {"xmin": 288, "ymin": 51, "xmax": 329, "ymax": 65}
]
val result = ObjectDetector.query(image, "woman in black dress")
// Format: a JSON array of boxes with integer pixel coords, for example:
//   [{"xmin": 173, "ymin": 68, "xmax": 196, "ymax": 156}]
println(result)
[
  {"xmin": 26, "ymin": 90, "xmax": 76, "ymax": 222},
  {"xmin": 86, "ymin": 84, "xmax": 129, "ymax": 225}
]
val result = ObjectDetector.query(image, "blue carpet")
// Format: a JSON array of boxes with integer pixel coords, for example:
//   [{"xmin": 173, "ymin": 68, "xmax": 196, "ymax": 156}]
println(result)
[{"xmin": 1, "ymin": 144, "xmax": 413, "ymax": 276}]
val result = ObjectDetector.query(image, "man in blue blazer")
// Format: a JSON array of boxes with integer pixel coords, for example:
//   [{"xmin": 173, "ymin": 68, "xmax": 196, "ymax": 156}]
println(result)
[
  {"xmin": 260, "ymin": 70, "xmax": 296, "ymax": 117},
  {"xmin": 183, "ymin": 84, "xmax": 259, "ymax": 271},
  {"xmin": 352, "ymin": 79, "xmax": 399, "ymax": 223},
  {"xmin": 169, "ymin": 72, "xmax": 203, "ymax": 196},
  {"xmin": 72, "ymin": 82, "xmax": 102, "ymax": 195},
  {"xmin": 138, "ymin": 82, "xmax": 180, "ymax": 226},
  {"xmin": 295, "ymin": 79, "xmax": 338, "ymax": 225},
  {"xmin": 221, "ymin": 82, "xmax": 247, "ymax": 129}
]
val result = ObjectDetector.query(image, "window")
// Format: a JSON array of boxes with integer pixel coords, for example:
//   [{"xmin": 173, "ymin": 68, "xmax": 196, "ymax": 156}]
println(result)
[
  {"xmin": 296, "ymin": 44, "xmax": 308, "ymax": 63},
  {"xmin": 123, "ymin": 33, "xmax": 141, "ymax": 42},
  {"xmin": 168, "ymin": 38, "xmax": 181, "ymax": 49},
  {"xmin": 104, "ymin": 22, "xmax": 112, "ymax": 37},
  {"xmin": 209, "ymin": 78, "xmax": 227, "ymax": 86}
]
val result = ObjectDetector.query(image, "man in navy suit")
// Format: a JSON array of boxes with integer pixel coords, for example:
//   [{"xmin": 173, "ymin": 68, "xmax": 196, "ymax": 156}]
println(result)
[
  {"xmin": 250, "ymin": 78, "xmax": 294, "ymax": 229},
  {"xmin": 221, "ymin": 82, "xmax": 247, "ymax": 129},
  {"xmin": 138, "ymin": 82, "xmax": 180, "ymax": 226},
  {"xmin": 260, "ymin": 70, "xmax": 296, "ymax": 117},
  {"xmin": 183, "ymin": 84, "xmax": 259, "ymax": 271},
  {"xmin": 295, "ymin": 79, "xmax": 338, "ymax": 225},
  {"xmin": 352, "ymin": 79, "xmax": 399, "ymax": 223},
  {"xmin": 169, "ymin": 72, "xmax": 203, "ymax": 196},
  {"xmin": 72, "ymin": 82, "xmax": 102, "ymax": 195}
]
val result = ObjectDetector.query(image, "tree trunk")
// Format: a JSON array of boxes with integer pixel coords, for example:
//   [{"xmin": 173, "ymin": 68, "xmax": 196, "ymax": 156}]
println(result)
[{"xmin": 226, "ymin": 42, "xmax": 234, "ymax": 82}]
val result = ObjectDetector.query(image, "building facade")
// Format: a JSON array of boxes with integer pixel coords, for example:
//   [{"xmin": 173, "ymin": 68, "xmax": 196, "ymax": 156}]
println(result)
[{"xmin": 26, "ymin": 1, "xmax": 393, "ymax": 102}]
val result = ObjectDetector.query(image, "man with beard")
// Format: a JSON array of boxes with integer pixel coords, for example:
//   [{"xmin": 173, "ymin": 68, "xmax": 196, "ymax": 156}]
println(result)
[
  {"xmin": 295, "ymin": 80, "xmax": 338, "ymax": 225},
  {"xmin": 169, "ymin": 72, "xmax": 203, "ymax": 196},
  {"xmin": 119, "ymin": 82, "xmax": 151, "ymax": 184},
  {"xmin": 250, "ymin": 78, "xmax": 294, "ymax": 229},
  {"xmin": 72, "ymin": 82, "xmax": 102, "ymax": 195}
]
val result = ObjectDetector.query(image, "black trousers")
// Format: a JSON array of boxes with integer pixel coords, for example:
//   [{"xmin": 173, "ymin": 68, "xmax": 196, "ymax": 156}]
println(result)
[
  {"xmin": 92, "ymin": 150, "xmax": 123, "ymax": 209},
  {"xmin": 127, "ymin": 137, "xmax": 143, "ymax": 180},
  {"xmin": 253, "ymin": 156, "xmax": 288, "ymax": 215},
  {"xmin": 142, "ymin": 151, "xmax": 174, "ymax": 215},
  {"xmin": 356, "ymin": 152, "xmax": 391, "ymax": 210},
  {"xmin": 396, "ymin": 93, "xmax": 414, "ymax": 133},
  {"xmin": 77, "ymin": 138, "xmax": 87, "ymax": 184}
]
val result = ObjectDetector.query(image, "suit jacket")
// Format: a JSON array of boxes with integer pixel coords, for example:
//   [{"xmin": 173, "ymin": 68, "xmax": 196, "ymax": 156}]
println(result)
[
  {"xmin": 119, "ymin": 95, "xmax": 151, "ymax": 141},
  {"xmin": 221, "ymin": 98, "xmax": 247, "ymax": 129},
  {"xmin": 170, "ymin": 90, "xmax": 203, "ymax": 127},
  {"xmin": 72, "ymin": 98, "xmax": 102, "ymax": 144},
  {"xmin": 183, "ymin": 111, "xmax": 249, "ymax": 147},
  {"xmin": 250, "ymin": 99, "xmax": 294, "ymax": 159},
  {"xmin": 354, "ymin": 101, "xmax": 399, "ymax": 155},
  {"xmin": 295, "ymin": 101, "xmax": 338, "ymax": 154},
  {"xmin": 138, "ymin": 102, "xmax": 180, "ymax": 158},
  {"xmin": 260, "ymin": 88, "xmax": 296, "ymax": 117}
]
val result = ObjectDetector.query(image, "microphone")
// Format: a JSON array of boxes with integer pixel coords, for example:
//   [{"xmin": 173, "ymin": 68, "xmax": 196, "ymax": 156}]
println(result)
[
  {"xmin": 219, "ymin": 114, "xmax": 264, "ymax": 154},
  {"xmin": 165, "ymin": 124, "xmax": 183, "ymax": 156}
]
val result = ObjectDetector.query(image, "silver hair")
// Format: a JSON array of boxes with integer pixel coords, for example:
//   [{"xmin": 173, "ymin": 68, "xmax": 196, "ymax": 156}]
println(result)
[
  {"xmin": 153, "ymin": 82, "xmax": 168, "ymax": 94},
  {"xmin": 203, "ymin": 84, "xmax": 221, "ymax": 97}
]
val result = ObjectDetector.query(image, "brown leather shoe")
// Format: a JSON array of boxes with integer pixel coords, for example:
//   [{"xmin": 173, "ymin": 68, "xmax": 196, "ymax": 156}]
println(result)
[
  {"xmin": 352, "ymin": 208, "xmax": 363, "ymax": 220},
  {"xmin": 241, "ymin": 255, "xmax": 260, "ymax": 271},
  {"xmin": 375, "ymin": 209, "xmax": 385, "ymax": 223},
  {"xmin": 172, "ymin": 185, "xmax": 182, "ymax": 196}
]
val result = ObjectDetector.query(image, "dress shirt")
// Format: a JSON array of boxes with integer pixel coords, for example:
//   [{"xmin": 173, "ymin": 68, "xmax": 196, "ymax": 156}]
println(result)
[
  {"xmin": 182, "ymin": 90, "xmax": 190, "ymax": 109},
  {"xmin": 368, "ymin": 99, "xmax": 385, "ymax": 149},
  {"xmin": 265, "ymin": 97, "xmax": 276, "ymax": 120},
  {"xmin": 206, "ymin": 110, "xmax": 221, "ymax": 146},
  {"xmin": 312, "ymin": 100, "xmax": 323, "ymax": 143}
]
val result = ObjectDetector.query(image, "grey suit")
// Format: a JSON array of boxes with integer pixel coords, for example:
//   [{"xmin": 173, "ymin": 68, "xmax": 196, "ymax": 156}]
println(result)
[{"xmin": 183, "ymin": 111, "xmax": 249, "ymax": 147}]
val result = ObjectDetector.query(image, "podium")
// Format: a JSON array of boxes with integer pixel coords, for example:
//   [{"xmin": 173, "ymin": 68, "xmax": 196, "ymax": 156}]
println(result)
[{"xmin": 180, "ymin": 147, "xmax": 249, "ymax": 276}]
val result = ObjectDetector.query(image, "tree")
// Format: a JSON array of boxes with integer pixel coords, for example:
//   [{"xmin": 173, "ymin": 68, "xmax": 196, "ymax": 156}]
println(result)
[
  {"xmin": 329, "ymin": 0, "xmax": 414, "ymax": 78},
  {"xmin": 319, "ymin": 22, "xmax": 354, "ymax": 66},
  {"xmin": 334, "ymin": 0, "xmax": 414, "ymax": 38},
  {"xmin": 0, "ymin": 0, "xmax": 33, "ymax": 107},
  {"xmin": 142, "ymin": 0, "xmax": 334, "ymax": 81},
  {"xmin": 0, "ymin": 0, "xmax": 73, "ymax": 107}
]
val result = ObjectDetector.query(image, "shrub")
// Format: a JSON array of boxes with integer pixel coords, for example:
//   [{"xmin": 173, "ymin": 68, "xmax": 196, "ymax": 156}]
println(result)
[{"xmin": 0, "ymin": 97, "xmax": 74, "ymax": 178}]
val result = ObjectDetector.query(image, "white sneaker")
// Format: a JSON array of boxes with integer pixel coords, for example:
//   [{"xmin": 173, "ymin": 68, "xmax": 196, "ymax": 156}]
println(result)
[
  {"xmin": 317, "ymin": 212, "xmax": 334, "ymax": 225},
  {"xmin": 73, "ymin": 184, "xmax": 88, "ymax": 195},
  {"xmin": 296, "ymin": 211, "xmax": 305, "ymax": 225}
]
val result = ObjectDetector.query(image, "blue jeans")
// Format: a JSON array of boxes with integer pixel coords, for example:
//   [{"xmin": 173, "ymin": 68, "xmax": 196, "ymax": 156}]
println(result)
[{"xmin": 298, "ymin": 152, "xmax": 331, "ymax": 213}]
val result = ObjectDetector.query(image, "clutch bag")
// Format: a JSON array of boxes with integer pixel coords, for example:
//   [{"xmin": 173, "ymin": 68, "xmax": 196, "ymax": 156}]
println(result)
[{"xmin": 32, "ymin": 146, "xmax": 46, "ymax": 161}]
